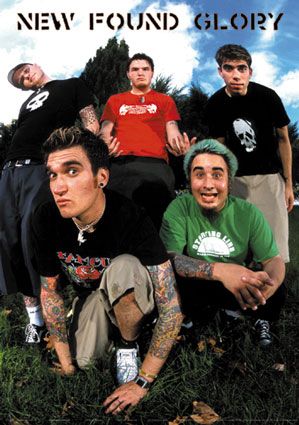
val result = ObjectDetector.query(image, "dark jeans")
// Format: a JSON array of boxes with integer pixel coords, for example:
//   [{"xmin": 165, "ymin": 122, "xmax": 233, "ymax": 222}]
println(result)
[
  {"xmin": 0, "ymin": 163, "xmax": 51, "ymax": 296},
  {"xmin": 108, "ymin": 156, "xmax": 175, "ymax": 229},
  {"xmin": 176, "ymin": 274, "xmax": 287, "ymax": 322}
]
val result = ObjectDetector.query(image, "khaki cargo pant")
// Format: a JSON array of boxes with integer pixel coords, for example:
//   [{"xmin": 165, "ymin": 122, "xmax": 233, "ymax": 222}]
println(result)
[
  {"xmin": 231, "ymin": 173, "xmax": 289, "ymax": 262},
  {"xmin": 69, "ymin": 254, "xmax": 155, "ymax": 368}
]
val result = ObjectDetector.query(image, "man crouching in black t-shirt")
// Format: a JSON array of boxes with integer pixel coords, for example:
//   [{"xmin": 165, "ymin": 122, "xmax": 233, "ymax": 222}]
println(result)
[{"xmin": 31, "ymin": 126, "xmax": 183, "ymax": 415}]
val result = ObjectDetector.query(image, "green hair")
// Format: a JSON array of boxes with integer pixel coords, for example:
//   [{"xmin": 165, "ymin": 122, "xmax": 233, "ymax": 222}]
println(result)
[{"xmin": 183, "ymin": 139, "xmax": 238, "ymax": 180}]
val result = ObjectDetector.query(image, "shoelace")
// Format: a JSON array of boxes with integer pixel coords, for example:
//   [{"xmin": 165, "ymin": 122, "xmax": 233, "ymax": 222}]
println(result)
[
  {"xmin": 25, "ymin": 324, "xmax": 39, "ymax": 341},
  {"xmin": 257, "ymin": 320, "xmax": 270, "ymax": 338}
]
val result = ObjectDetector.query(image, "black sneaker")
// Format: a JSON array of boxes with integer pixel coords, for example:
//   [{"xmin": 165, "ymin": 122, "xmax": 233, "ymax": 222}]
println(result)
[
  {"xmin": 25, "ymin": 323, "xmax": 48, "ymax": 345},
  {"xmin": 254, "ymin": 319, "xmax": 272, "ymax": 347}
]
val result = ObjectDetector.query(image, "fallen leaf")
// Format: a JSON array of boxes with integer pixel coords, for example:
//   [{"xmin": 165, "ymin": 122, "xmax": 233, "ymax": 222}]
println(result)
[
  {"xmin": 15, "ymin": 377, "xmax": 29, "ymax": 388},
  {"xmin": 9, "ymin": 418, "xmax": 30, "ymax": 425},
  {"xmin": 207, "ymin": 338, "xmax": 217, "ymax": 347},
  {"xmin": 228, "ymin": 361, "xmax": 247, "ymax": 377},
  {"xmin": 197, "ymin": 340, "xmax": 206, "ymax": 352},
  {"xmin": 44, "ymin": 334, "xmax": 56, "ymax": 350},
  {"xmin": 211, "ymin": 347, "xmax": 225, "ymax": 357},
  {"xmin": 61, "ymin": 399, "xmax": 76, "ymax": 416},
  {"xmin": 190, "ymin": 401, "xmax": 220, "ymax": 424},
  {"xmin": 168, "ymin": 416, "xmax": 188, "ymax": 425},
  {"xmin": 272, "ymin": 363, "xmax": 285, "ymax": 372}
]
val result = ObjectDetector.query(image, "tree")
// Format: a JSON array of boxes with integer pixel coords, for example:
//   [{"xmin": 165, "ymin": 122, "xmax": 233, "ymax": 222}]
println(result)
[
  {"xmin": 180, "ymin": 84, "xmax": 209, "ymax": 140},
  {"xmin": 80, "ymin": 37, "xmax": 130, "ymax": 116},
  {"xmin": 0, "ymin": 120, "xmax": 17, "ymax": 167},
  {"xmin": 288, "ymin": 122, "xmax": 299, "ymax": 185}
]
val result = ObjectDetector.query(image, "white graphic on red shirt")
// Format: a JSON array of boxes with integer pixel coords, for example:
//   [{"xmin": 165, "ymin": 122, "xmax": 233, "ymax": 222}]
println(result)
[
  {"xmin": 192, "ymin": 231, "xmax": 235, "ymax": 257},
  {"xmin": 119, "ymin": 103, "xmax": 157, "ymax": 116},
  {"xmin": 26, "ymin": 91, "xmax": 50, "ymax": 112},
  {"xmin": 233, "ymin": 118, "xmax": 256, "ymax": 152}
]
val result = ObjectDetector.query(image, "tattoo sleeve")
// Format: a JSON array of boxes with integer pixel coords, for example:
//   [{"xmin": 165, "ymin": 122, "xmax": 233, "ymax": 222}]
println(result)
[
  {"xmin": 146, "ymin": 260, "xmax": 183, "ymax": 359},
  {"xmin": 40, "ymin": 275, "xmax": 68, "ymax": 343},
  {"xmin": 79, "ymin": 104, "xmax": 99, "ymax": 133},
  {"xmin": 172, "ymin": 253, "xmax": 214, "ymax": 279}
]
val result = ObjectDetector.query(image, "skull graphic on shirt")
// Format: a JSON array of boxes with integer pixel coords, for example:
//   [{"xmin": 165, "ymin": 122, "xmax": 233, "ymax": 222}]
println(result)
[{"xmin": 233, "ymin": 118, "xmax": 257, "ymax": 152}]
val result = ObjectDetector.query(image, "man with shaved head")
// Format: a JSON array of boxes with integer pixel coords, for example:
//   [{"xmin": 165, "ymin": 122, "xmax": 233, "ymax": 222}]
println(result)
[{"xmin": 0, "ymin": 62, "xmax": 99, "ymax": 344}]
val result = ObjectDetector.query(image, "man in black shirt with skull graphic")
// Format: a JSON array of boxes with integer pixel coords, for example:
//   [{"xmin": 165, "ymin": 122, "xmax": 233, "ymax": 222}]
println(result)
[
  {"xmin": 205, "ymin": 44, "xmax": 294, "ymax": 266},
  {"xmin": 0, "ymin": 63, "xmax": 99, "ymax": 344}
]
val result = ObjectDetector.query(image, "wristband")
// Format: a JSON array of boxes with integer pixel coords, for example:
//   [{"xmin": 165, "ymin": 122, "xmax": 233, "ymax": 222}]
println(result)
[
  {"xmin": 134, "ymin": 375, "xmax": 152, "ymax": 389},
  {"xmin": 139, "ymin": 368, "xmax": 158, "ymax": 380}
]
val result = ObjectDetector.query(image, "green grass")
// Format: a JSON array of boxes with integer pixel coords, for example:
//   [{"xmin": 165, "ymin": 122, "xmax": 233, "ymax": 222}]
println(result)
[{"xmin": 0, "ymin": 211, "xmax": 298, "ymax": 425}]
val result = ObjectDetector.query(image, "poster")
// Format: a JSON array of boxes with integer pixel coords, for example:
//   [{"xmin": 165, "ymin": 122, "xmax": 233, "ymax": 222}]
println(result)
[{"xmin": 0, "ymin": 0, "xmax": 298, "ymax": 423}]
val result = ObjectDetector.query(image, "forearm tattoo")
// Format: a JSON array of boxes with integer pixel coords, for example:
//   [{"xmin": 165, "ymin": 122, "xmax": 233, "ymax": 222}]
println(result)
[
  {"xmin": 173, "ymin": 254, "xmax": 214, "ymax": 279},
  {"xmin": 40, "ymin": 276, "xmax": 68, "ymax": 343},
  {"xmin": 147, "ymin": 260, "xmax": 183, "ymax": 359},
  {"xmin": 79, "ymin": 105, "xmax": 98, "ymax": 129}
]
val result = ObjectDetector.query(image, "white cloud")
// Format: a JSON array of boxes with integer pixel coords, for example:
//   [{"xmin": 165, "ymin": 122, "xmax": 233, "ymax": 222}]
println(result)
[
  {"xmin": 0, "ymin": 0, "xmax": 145, "ymax": 123},
  {"xmin": 276, "ymin": 70, "xmax": 299, "ymax": 109},
  {"xmin": 251, "ymin": 51, "xmax": 278, "ymax": 87},
  {"xmin": 258, "ymin": 0, "xmax": 287, "ymax": 44},
  {"xmin": 120, "ymin": 1, "xmax": 200, "ymax": 89},
  {"xmin": 251, "ymin": 51, "xmax": 299, "ymax": 111},
  {"xmin": 0, "ymin": 0, "xmax": 199, "ymax": 124}
]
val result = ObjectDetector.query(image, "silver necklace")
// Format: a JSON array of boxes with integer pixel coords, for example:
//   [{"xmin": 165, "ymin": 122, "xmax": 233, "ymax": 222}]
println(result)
[{"xmin": 72, "ymin": 195, "xmax": 106, "ymax": 245}]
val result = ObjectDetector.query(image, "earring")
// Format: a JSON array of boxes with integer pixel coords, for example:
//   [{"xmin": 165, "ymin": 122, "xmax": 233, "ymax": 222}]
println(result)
[{"xmin": 98, "ymin": 183, "xmax": 104, "ymax": 188}]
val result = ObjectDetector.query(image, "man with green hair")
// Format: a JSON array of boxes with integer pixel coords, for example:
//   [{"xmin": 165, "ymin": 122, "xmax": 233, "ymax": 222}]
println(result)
[{"xmin": 160, "ymin": 139, "xmax": 286, "ymax": 346}]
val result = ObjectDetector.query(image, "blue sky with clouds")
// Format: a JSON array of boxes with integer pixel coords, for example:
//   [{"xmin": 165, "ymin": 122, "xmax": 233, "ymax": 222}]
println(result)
[{"xmin": 0, "ymin": 0, "xmax": 298, "ymax": 124}]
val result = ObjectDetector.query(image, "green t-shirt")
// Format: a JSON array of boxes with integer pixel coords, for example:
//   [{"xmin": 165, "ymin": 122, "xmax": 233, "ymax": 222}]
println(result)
[{"xmin": 160, "ymin": 194, "xmax": 278, "ymax": 265}]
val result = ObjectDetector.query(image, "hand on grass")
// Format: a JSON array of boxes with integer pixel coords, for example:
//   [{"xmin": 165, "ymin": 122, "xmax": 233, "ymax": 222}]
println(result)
[{"xmin": 103, "ymin": 381, "xmax": 148, "ymax": 415}]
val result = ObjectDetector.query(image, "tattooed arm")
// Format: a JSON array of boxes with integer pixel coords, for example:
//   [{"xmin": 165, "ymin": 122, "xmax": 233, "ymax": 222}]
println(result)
[
  {"xmin": 79, "ymin": 104, "xmax": 100, "ymax": 134},
  {"xmin": 102, "ymin": 260, "xmax": 183, "ymax": 414},
  {"xmin": 171, "ymin": 252, "xmax": 275, "ymax": 311},
  {"xmin": 171, "ymin": 252, "xmax": 214, "ymax": 279},
  {"xmin": 141, "ymin": 260, "xmax": 183, "ymax": 372},
  {"xmin": 40, "ymin": 275, "xmax": 75, "ymax": 374}
]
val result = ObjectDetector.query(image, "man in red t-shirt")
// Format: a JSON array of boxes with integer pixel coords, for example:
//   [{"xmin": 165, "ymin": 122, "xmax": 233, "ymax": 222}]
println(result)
[{"xmin": 100, "ymin": 53, "xmax": 190, "ymax": 228}]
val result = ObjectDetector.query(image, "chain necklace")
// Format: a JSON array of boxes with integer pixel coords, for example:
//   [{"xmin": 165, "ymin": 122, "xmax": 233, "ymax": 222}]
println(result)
[{"xmin": 72, "ymin": 194, "xmax": 106, "ymax": 245}]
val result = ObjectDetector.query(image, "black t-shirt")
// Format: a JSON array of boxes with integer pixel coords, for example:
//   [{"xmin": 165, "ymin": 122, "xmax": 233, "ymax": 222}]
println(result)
[
  {"xmin": 205, "ymin": 82, "xmax": 290, "ymax": 176},
  {"xmin": 31, "ymin": 190, "xmax": 168, "ymax": 293},
  {"xmin": 7, "ymin": 78, "xmax": 94, "ymax": 161}
]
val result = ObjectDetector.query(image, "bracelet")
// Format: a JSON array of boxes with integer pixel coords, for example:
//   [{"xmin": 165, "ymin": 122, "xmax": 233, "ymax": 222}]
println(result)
[{"xmin": 139, "ymin": 368, "xmax": 158, "ymax": 380}]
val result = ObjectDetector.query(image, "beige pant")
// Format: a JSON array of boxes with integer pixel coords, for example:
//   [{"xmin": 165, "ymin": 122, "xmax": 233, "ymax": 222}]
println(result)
[
  {"xmin": 231, "ymin": 173, "xmax": 289, "ymax": 262},
  {"xmin": 69, "ymin": 254, "xmax": 155, "ymax": 368}
]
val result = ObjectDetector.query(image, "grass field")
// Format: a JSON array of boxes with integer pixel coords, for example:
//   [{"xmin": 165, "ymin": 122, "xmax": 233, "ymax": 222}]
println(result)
[{"xmin": 0, "ymin": 209, "xmax": 298, "ymax": 425}]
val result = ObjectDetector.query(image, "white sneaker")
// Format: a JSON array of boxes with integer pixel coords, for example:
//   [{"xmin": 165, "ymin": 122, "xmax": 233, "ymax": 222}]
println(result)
[
  {"xmin": 116, "ymin": 345, "xmax": 140, "ymax": 385},
  {"xmin": 24, "ymin": 323, "xmax": 47, "ymax": 344}
]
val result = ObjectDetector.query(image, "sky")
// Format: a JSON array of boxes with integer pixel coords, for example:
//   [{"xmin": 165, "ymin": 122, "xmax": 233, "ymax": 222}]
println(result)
[{"xmin": 0, "ymin": 0, "xmax": 298, "ymax": 125}]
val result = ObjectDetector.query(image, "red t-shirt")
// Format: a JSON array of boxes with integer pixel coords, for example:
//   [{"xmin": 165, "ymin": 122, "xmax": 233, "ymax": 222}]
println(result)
[{"xmin": 101, "ymin": 90, "xmax": 180, "ymax": 161}]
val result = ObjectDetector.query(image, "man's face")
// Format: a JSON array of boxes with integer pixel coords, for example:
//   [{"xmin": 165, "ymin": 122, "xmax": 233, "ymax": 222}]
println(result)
[
  {"xmin": 190, "ymin": 153, "xmax": 229, "ymax": 213},
  {"xmin": 127, "ymin": 59, "xmax": 153, "ymax": 91},
  {"xmin": 13, "ymin": 64, "xmax": 45, "ymax": 90},
  {"xmin": 47, "ymin": 146, "xmax": 108, "ymax": 222},
  {"xmin": 218, "ymin": 60, "xmax": 252, "ymax": 96}
]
